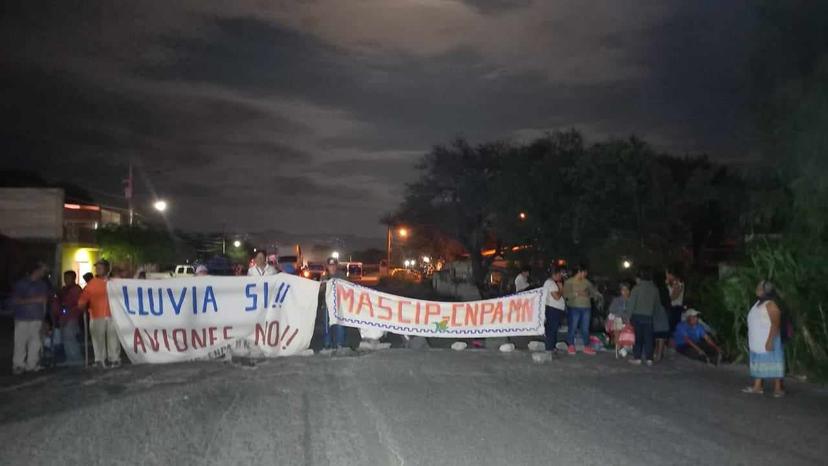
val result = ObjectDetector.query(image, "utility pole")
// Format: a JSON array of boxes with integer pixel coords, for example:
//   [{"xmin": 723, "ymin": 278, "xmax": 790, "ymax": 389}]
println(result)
[
  {"xmin": 386, "ymin": 225, "xmax": 392, "ymax": 270},
  {"xmin": 124, "ymin": 162, "xmax": 134, "ymax": 225}
]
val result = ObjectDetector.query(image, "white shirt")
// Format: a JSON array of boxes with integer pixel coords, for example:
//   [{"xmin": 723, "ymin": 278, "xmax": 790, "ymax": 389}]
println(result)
[
  {"xmin": 247, "ymin": 265, "xmax": 278, "ymax": 276},
  {"xmin": 668, "ymin": 280, "xmax": 685, "ymax": 306},
  {"xmin": 543, "ymin": 278, "xmax": 566, "ymax": 310},
  {"xmin": 514, "ymin": 274, "xmax": 530, "ymax": 292},
  {"xmin": 747, "ymin": 300, "xmax": 772, "ymax": 353}
]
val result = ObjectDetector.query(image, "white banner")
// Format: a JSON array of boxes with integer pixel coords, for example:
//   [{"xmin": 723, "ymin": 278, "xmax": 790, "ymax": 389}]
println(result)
[
  {"xmin": 326, "ymin": 279, "xmax": 544, "ymax": 338},
  {"xmin": 108, "ymin": 274, "xmax": 320, "ymax": 364}
]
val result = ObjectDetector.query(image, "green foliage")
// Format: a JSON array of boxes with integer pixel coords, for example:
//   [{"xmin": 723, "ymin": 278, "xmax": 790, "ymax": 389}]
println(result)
[
  {"xmin": 700, "ymin": 240, "xmax": 828, "ymax": 379},
  {"xmin": 395, "ymin": 131, "xmax": 742, "ymax": 289},
  {"xmin": 96, "ymin": 225, "xmax": 176, "ymax": 267}
]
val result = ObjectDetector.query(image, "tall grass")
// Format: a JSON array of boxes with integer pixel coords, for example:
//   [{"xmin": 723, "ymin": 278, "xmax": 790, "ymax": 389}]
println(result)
[{"xmin": 699, "ymin": 240, "xmax": 828, "ymax": 380}]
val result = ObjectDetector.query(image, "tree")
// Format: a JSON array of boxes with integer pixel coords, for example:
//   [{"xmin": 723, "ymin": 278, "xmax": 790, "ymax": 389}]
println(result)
[
  {"xmin": 394, "ymin": 139, "xmax": 509, "ymax": 292},
  {"xmin": 96, "ymin": 225, "xmax": 176, "ymax": 270}
]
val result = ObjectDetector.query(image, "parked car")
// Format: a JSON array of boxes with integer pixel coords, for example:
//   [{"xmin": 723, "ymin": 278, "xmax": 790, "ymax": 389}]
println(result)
[
  {"xmin": 345, "ymin": 262, "xmax": 363, "ymax": 280},
  {"xmin": 173, "ymin": 265, "xmax": 195, "ymax": 277}
]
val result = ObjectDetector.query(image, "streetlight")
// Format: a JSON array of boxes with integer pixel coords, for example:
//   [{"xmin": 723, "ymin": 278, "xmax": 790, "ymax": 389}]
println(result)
[
  {"xmin": 233, "ymin": 240, "xmax": 241, "ymax": 248},
  {"xmin": 153, "ymin": 200, "xmax": 168, "ymax": 212},
  {"xmin": 386, "ymin": 225, "xmax": 411, "ymax": 270},
  {"xmin": 518, "ymin": 212, "xmax": 527, "ymax": 221},
  {"xmin": 622, "ymin": 259, "xmax": 632, "ymax": 269},
  {"xmin": 332, "ymin": 251, "xmax": 340, "ymax": 260}
]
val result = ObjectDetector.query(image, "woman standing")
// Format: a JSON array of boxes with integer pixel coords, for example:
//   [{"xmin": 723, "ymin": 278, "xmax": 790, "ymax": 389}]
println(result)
[{"xmin": 743, "ymin": 280, "xmax": 785, "ymax": 397}]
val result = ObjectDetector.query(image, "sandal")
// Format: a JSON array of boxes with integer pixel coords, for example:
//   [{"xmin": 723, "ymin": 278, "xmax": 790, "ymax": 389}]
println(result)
[{"xmin": 741, "ymin": 386, "xmax": 764, "ymax": 395}]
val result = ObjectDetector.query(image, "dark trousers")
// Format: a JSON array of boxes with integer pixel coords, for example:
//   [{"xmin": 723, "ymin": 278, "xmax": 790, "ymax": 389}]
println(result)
[
  {"xmin": 632, "ymin": 315, "xmax": 654, "ymax": 361},
  {"xmin": 678, "ymin": 341, "xmax": 719, "ymax": 364},
  {"xmin": 544, "ymin": 306, "xmax": 563, "ymax": 351},
  {"xmin": 669, "ymin": 305, "xmax": 684, "ymax": 333}
]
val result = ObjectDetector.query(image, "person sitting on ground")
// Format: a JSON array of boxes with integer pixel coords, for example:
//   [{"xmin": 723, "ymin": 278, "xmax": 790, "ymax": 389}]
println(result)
[
  {"xmin": 674, "ymin": 309, "xmax": 721, "ymax": 364},
  {"xmin": 514, "ymin": 265, "xmax": 531, "ymax": 292},
  {"xmin": 607, "ymin": 282, "xmax": 631, "ymax": 329}
]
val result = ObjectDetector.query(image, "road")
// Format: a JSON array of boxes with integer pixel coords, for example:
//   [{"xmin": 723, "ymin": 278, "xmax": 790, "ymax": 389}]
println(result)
[{"xmin": 0, "ymin": 349, "xmax": 826, "ymax": 466}]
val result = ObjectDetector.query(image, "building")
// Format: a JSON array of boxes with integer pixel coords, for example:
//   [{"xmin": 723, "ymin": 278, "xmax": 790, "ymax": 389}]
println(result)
[{"xmin": 0, "ymin": 188, "xmax": 124, "ymax": 295}]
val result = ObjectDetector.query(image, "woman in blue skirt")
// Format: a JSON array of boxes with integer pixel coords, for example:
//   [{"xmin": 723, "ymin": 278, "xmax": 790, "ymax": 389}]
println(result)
[{"xmin": 743, "ymin": 280, "xmax": 785, "ymax": 398}]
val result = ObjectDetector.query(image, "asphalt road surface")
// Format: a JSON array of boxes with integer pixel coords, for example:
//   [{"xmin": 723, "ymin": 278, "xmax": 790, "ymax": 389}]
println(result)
[{"xmin": 1, "ymin": 349, "xmax": 826, "ymax": 466}]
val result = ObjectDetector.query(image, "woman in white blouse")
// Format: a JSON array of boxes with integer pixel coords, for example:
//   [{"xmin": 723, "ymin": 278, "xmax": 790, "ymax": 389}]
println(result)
[{"xmin": 743, "ymin": 280, "xmax": 785, "ymax": 397}]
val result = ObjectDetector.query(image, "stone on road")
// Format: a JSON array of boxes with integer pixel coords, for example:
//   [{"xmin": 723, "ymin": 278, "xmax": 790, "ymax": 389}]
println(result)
[{"xmin": 0, "ymin": 350, "xmax": 826, "ymax": 465}]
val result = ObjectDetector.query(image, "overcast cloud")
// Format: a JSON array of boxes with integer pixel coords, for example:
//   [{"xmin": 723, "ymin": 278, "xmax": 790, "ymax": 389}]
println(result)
[{"xmin": 1, "ymin": 0, "xmax": 753, "ymax": 239}]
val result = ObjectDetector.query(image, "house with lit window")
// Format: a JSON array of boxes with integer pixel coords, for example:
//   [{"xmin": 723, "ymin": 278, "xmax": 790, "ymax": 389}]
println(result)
[{"xmin": 0, "ymin": 188, "xmax": 124, "ymax": 295}]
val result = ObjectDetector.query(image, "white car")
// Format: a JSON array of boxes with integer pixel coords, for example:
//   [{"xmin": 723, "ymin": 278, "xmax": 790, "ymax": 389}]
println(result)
[{"xmin": 173, "ymin": 265, "xmax": 195, "ymax": 277}]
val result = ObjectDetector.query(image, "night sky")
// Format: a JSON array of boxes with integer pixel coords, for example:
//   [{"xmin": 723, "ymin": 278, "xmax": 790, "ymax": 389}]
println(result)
[{"xmin": 1, "ymin": 1, "xmax": 754, "ymax": 239}]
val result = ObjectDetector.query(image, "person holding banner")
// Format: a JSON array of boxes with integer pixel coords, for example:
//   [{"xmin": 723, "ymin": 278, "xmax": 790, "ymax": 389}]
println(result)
[
  {"xmin": 78, "ymin": 259, "xmax": 122, "ymax": 368},
  {"xmin": 542, "ymin": 266, "xmax": 566, "ymax": 352},
  {"xmin": 248, "ymin": 250, "xmax": 278, "ymax": 276},
  {"xmin": 514, "ymin": 265, "xmax": 531, "ymax": 292},
  {"xmin": 563, "ymin": 264, "xmax": 599, "ymax": 356},
  {"xmin": 321, "ymin": 257, "xmax": 348, "ymax": 349}
]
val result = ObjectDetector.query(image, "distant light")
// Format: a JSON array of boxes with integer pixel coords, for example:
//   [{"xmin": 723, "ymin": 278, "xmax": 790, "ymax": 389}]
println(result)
[
  {"xmin": 518, "ymin": 212, "xmax": 527, "ymax": 221},
  {"xmin": 233, "ymin": 240, "xmax": 241, "ymax": 248},
  {"xmin": 398, "ymin": 227, "xmax": 408, "ymax": 238},
  {"xmin": 153, "ymin": 200, "xmax": 168, "ymax": 212},
  {"xmin": 332, "ymin": 251, "xmax": 340, "ymax": 259},
  {"xmin": 622, "ymin": 260, "xmax": 632, "ymax": 269},
  {"xmin": 422, "ymin": 256, "xmax": 431, "ymax": 263},
  {"xmin": 253, "ymin": 248, "xmax": 257, "ymax": 252}
]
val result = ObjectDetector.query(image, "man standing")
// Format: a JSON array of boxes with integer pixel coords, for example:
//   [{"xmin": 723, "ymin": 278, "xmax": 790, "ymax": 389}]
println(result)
[
  {"xmin": 542, "ymin": 267, "xmax": 566, "ymax": 352},
  {"xmin": 248, "ymin": 250, "xmax": 278, "ymax": 276},
  {"xmin": 514, "ymin": 265, "xmax": 531, "ymax": 292},
  {"xmin": 52, "ymin": 270, "xmax": 83, "ymax": 366},
  {"xmin": 320, "ymin": 257, "xmax": 347, "ymax": 350},
  {"xmin": 675, "ymin": 309, "xmax": 721, "ymax": 364},
  {"xmin": 78, "ymin": 259, "xmax": 121, "ymax": 368},
  {"xmin": 11, "ymin": 262, "xmax": 51, "ymax": 374},
  {"xmin": 563, "ymin": 264, "xmax": 599, "ymax": 356},
  {"xmin": 628, "ymin": 267, "xmax": 661, "ymax": 366}
]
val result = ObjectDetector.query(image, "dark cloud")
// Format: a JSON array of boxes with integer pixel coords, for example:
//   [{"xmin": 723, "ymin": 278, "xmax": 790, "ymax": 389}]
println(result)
[{"xmin": 1, "ymin": 0, "xmax": 755, "ymax": 238}]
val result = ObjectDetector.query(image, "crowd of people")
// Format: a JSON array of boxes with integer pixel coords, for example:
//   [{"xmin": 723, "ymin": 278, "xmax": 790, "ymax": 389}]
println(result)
[
  {"xmin": 7, "ymin": 254, "xmax": 790, "ymax": 397},
  {"xmin": 533, "ymin": 263, "xmax": 787, "ymax": 396}
]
